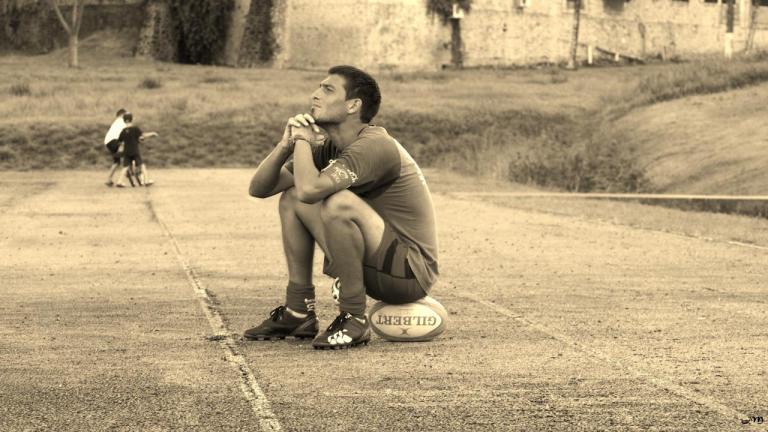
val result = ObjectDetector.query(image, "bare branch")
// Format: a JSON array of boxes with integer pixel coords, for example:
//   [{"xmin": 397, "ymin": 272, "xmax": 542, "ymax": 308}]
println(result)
[
  {"xmin": 48, "ymin": 0, "xmax": 71, "ymax": 35},
  {"xmin": 74, "ymin": 0, "xmax": 87, "ymax": 37},
  {"xmin": 70, "ymin": 0, "xmax": 76, "ymax": 31}
]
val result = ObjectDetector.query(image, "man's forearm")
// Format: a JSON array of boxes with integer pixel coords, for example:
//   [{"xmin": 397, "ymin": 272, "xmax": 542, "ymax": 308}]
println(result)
[
  {"xmin": 249, "ymin": 144, "xmax": 292, "ymax": 197},
  {"xmin": 293, "ymin": 139, "xmax": 322, "ymax": 201}
]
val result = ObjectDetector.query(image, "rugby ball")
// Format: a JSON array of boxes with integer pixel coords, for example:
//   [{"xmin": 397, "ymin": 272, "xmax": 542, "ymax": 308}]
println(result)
[{"xmin": 368, "ymin": 296, "xmax": 448, "ymax": 342}]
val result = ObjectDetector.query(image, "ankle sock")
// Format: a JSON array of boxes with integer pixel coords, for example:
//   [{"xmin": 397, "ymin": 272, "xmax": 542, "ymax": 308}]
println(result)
[
  {"xmin": 286, "ymin": 307, "xmax": 308, "ymax": 318},
  {"xmin": 286, "ymin": 281, "xmax": 315, "ymax": 314}
]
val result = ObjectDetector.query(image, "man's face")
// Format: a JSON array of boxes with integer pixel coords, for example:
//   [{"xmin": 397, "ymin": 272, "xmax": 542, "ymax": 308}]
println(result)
[{"xmin": 310, "ymin": 74, "xmax": 352, "ymax": 125}]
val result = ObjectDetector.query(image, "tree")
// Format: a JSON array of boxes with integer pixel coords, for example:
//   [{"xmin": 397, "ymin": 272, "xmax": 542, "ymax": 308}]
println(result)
[
  {"xmin": 745, "ymin": 0, "xmax": 760, "ymax": 53},
  {"xmin": 725, "ymin": 0, "xmax": 735, "ymax": 59},
  {"xmin": 48, "ymin": 0, "xmax": 87, "ymax": 67},
  {"xmin": 566, "ymin": 0, "xmax": 582, "ymax": 70}
]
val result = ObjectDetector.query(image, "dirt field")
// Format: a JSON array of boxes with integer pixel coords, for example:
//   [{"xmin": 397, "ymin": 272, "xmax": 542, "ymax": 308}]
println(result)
[{"xmin": 1, "ymin": 169, "xmax": 766, "ymax": 431}]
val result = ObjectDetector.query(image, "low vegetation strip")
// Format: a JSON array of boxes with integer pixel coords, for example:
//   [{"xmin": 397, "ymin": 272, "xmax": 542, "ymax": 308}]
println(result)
[
  {"xmin": 2, "ymin": 52, "xmax": 768, "ymax": 197},
  {"xmin": 604, "ymin": 53, "xmax": 768, "ymax": 118}
]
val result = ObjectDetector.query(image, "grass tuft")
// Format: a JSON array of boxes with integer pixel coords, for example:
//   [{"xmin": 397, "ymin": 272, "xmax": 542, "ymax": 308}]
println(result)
[
  {"xmin": 138, "ymin": 77, "xmax": 163, "ymax": 89},
  {"xmin": 200, "ymin": 75, "xmax": 231, "ymax": 84},
  {"xmin": 9, "ymin": 83, "xmax": 31, "ymax": 96}
]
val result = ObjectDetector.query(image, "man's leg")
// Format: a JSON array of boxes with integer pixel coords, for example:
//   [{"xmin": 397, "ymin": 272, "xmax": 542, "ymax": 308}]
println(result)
[
  {"xmin": 278, "ymin": 187, "xmax": 329, "ymax": 314},
  {"xmin": 320, "ymin": 190, "xmax": 385, "ymax": 318},
  {"xmin": 311, "ymin": 190, "xmax": 385, "ymax": 349},
  {"xmin": 244, "ymin": 187, "xmax": 326, "ymax": 340},
  {"xmin": 280, "ymin": 188, "xmax": 324, "ymax": 283}
]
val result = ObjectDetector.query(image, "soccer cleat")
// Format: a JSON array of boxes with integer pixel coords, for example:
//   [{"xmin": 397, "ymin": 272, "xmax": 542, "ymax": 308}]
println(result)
[
  {"xmin": 115, "ymin": 183, "xmax": 126, "ymax": 188},
  {"xmin": 330, "ymin": 277, "xmax": 341, "ymax": 306},
  {"xmin": 105, "ymin": 180, "xmax": 114, "ymax": 187},
  {"xmin": 243, "ymin": 306, "xmax": 319, "ymax": 341},
  {"xmin": 144, "ymin": 180, "xmax": 155, "ymax": 187},
  {"xmin": 312, "ymin": 312, "xmax": 371, "ymax": 350}
]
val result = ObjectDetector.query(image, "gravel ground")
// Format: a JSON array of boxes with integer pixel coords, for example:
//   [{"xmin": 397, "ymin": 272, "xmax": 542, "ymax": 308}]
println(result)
[{"xmin": 1, "ymin": 169, "xmax": 765, "ymax": 431}]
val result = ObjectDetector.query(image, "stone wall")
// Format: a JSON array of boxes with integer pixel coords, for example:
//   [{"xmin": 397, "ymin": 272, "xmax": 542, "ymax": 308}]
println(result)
[
  {"xmin": 271, "ymin": 0, "xmax": 768, "ymax": 71},
  {"xmin": 439, "ymin": 0, "xmax": 768, "ymax": 67},
  {"xmin": 272, "ymin": 0, "xmax": 450, "ymax": 71},
  {"xmin": 5, "ymin": 0, "xmax": 767, "ymax": 69}
]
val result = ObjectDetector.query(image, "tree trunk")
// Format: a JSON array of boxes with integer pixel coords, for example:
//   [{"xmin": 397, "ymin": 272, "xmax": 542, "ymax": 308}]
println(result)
[
  {"xmin": 725, "ymin": 0, "xmax": 735, "ymax": 59},
  {"xmin": 49, "ymin": 0, "xmax": 86, "ymax": 68},
  {"xmin": 450, "ymin": 18, "xmax": 463, "ymax": 69},
  {"xmin": 745, "ymin": 0, "xmax": 759, "ymax": 52},
  {"xmin": 68, "ymin": 34, "xmax": 78, "ymax": 67},
  {"xmin": 567, "ymin": 0, "xmax": 582, "ymax": 70}
]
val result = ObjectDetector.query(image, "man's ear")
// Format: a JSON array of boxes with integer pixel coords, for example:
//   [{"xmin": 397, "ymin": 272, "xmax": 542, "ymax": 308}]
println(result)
[{"xmin": 346, "ymin": 99, "xmax": 362, "ymax": 115}]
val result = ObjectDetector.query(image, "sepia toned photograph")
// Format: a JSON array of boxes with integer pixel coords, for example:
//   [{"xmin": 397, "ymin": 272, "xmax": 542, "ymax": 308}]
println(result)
[{"xmin": 1, "ymin": 0, "xmax": 766, "ymax": 430}]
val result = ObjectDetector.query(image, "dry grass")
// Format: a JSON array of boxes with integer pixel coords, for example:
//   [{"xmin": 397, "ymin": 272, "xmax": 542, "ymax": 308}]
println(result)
[
  {"xmin": 604, "ymin": 54, "xmax": 768, "ymax": 119},
  {"xmin": 609, "ymin": 81, "xmax": 768, "ymax": 195},
  {"xmin": 2, "ymin": 30, "xmax": 768, "ymax": 197},
  {"xmin": 0, "ymin": 35, "xmax": 623, "ymax": 179},
  {"xmin": 7, "ymin": 82, "xmax": 31, "ymax": 96}
]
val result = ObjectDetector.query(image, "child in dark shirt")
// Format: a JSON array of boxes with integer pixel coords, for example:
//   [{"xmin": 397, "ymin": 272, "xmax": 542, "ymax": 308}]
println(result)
[{"xmin": 115, "ymin": 112, "xmax": 159, "ymax": 188}]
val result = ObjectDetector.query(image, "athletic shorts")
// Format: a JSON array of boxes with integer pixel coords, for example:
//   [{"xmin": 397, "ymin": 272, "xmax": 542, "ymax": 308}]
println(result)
[
  {"xmin": 105, "ymin": 140, "xmax": 120, "ymax": 164},
  {"xmin": 322, "ymin": 225, "xmax": 426, "ymax": 304},
  {"xmin": 363, "ymin": 225, "xmax": 426, "ymax": 304},
  {"xmin": 123, "ymin": 153, "xmax": 143, "ymax": 168}
]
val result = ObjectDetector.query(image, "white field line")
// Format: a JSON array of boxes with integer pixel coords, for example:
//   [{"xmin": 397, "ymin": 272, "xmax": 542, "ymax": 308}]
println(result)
[
  {"xmin": 145, "ymin": 194, "xmax": 282, "ymax": 432},
  {"xmin": 726, "ymin": 240, "xmax": 768, "ymax": 251},
  {"xmin": 449, "ymin": 192, "xmax": 768, "ymax": 201},
  {"xmin": 459, "ymin": 294, "xmax": 756, "ymax": 426}
]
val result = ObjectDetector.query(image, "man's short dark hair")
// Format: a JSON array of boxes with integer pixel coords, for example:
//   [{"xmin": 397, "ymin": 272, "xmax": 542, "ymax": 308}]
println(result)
[
  {"xmin": 328, "ymin": 65, "xmax": 381, "ymax": 123},
  {"xmin": 116, "ymin": 108, "xmax": 127, "ymax": 117},
  {"xmin": 123, "ymin": 112, "xmax": 133, "ymax": 123}
]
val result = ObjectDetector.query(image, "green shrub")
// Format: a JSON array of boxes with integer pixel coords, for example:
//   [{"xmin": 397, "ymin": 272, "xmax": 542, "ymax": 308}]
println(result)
[
  {"xmin": 169, "ymin": 0, "xmax": 234, "ymax": 65},
  {"xmin": 0, "ymin": 146, "xmax": 18, "ymax": 163},
  {"xmin": 507, "ymin": 136, "xmax": 650, "ymax": 193},
  {"xmin": 9, "ymin": 83, "xmax": 31, "ymax": 96},
  {"xmin": 139, "ymin": 77, "xmax": 162, "ymax": 89},
  {"xmin": 238, "ymin": 0, "xmax": 277, "ymax": 66}
]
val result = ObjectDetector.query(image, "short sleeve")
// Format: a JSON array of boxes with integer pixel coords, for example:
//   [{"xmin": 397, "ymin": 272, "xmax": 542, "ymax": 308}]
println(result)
[{"xmin": 321, "ymin": 138, "xmax": 399, "ymax": 191}]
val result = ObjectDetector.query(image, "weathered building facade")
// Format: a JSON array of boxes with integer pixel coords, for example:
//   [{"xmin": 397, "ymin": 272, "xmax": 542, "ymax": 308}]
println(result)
[
  {"xmin": 3, "ymin": 0, "xmax": 768, "ymax": 69},
  {"xmin": 264, "ymin": 0, "xmax": 768, "ymax": 70}
]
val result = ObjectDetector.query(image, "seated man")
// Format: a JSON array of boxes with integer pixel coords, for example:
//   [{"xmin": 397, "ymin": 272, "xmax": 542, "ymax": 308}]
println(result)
[{"xmin": 245, "ymin": 65, "xmax": 439, "ymax": 350}]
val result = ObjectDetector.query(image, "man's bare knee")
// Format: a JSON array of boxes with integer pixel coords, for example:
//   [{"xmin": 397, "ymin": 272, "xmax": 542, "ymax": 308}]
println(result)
[
  {"xmin": 320, "ymin": 191, "xmax": 357, "ymax": 223},
  {"xmin": 279, "ymin": 187, "xmax": 299, "ymax": 214}
]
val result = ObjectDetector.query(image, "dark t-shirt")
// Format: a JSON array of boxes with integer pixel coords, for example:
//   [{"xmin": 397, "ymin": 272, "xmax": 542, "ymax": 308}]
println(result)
[
  {"xmin": 118, "ymin": 126, "xmax": 143, "ymax": 156},
  {"xmin": 286, "ymin": 126, "xmax": 439, "ymax": 291}
]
